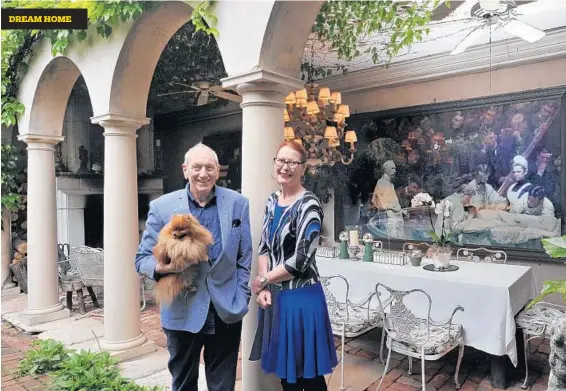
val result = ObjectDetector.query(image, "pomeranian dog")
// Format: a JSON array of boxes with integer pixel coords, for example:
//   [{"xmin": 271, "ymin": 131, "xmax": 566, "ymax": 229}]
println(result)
[{"xmin": 153, "ymin": 214, "xmax": 214, "ymax": 306}]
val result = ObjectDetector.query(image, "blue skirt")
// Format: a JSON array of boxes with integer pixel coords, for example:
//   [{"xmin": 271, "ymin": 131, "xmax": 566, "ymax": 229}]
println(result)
[{"xmin": 250, "ymin": 282, "xmax": 338, "ymax": 383}]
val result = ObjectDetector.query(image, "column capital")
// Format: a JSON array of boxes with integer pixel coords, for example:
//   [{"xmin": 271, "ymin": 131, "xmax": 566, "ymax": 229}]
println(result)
[
  {"xmin": 18, "ymin": 134, "xmax": 64, "ymax": 149},
  {"xmin": 222, "ymin": 68, "xmax": 304, "ymax": 108},
  {"xmin": 91, "ymin": 113, "xmax": 150, "ymax": 130}
]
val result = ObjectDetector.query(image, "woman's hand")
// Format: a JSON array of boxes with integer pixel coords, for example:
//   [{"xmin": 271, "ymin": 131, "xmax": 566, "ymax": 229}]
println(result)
[
  {"xmin": 256, "ymin": 289, "xmax": 272, "ymax": 309},
  {"xmin": 251, "ymin": 275, "xmax": 267, "ymax": 295}
]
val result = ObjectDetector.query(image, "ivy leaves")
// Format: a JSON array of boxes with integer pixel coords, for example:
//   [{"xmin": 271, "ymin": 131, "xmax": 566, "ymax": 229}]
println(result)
[
  {"xmin": 1, "ymin": 1, "xmax": 153, "ymax": 128},
  {"xmin": 311, "ymin": 0, "xmax": 444, "ymax": 71},
  {"xmin": 190, "ymin": 0, "xmax": 219, "ymax": 38}
]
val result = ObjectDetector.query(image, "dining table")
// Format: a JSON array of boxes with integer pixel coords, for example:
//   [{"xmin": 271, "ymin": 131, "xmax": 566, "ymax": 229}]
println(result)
[{"xmin": 316, "ymin": 255, "xmax": 538, "ymax": 388}]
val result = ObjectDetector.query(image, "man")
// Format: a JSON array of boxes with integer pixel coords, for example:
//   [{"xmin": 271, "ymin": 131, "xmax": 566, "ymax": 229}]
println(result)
[
  {"xmin": 135, "ymin": 143, "xmax": 252, "ymax": 391},
  {"xmin": 519, "ymin": 185, "xmax": 555, "ymax": 217},
  {"xmin": 371, "ymin": 160, "xmax": 405, "ymax": 238},
  {"xmin": 435, "ymin": 184, "xmax": 476, "ymax": 238},
  {"xmin": 467, "ymin": 164, "xmax": 507, "ymax": 211}
]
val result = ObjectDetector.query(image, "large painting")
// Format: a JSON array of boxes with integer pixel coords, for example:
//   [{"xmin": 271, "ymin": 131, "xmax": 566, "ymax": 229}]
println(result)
[
  {"xmin": 336, "ymin": 87, "xmax": 565, "ymax": 254},
  {"xmin": 203, "ymin": 131, "xmax": 242, "ymax": 192}
]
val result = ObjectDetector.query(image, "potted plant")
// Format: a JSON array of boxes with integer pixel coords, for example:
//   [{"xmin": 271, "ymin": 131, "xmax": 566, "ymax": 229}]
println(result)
[
  {"xmin": 527, "ymin": 236, "xmax": 566, "ymax": 391},
  {"xmin": 427, "ymin": 199, "xmax": 456, "ymax": 269}
]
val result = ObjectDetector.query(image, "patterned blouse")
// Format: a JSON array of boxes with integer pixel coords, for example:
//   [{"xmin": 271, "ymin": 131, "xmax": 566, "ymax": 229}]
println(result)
[{"xmin": 258, "ymin": 190, "xmax": 323, "ymax": 290}]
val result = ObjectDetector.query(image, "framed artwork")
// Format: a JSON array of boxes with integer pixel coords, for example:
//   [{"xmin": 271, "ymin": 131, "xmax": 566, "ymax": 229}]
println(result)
[
  {"xmin": 203, "ymin": 131, "xmax": 242, "ymax": 192},
  {"xmin": 334, "ymin": 86, "xmax": 566, "ymax": 260}
]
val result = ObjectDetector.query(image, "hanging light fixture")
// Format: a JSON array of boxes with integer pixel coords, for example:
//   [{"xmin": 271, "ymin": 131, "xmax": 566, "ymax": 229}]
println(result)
[{"xmin": 283, "ymin": 48, "xmax": 357, "ymax": 174}]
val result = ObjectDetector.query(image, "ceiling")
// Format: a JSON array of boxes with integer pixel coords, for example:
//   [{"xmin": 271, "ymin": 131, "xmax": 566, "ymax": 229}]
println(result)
[
  {"xmin": 77, "ymin": 0, "xmax": 564, "ymax": 116},
  {"xmin": 308, "ymin": 0, "xmax": 566, "ymax": 75}
]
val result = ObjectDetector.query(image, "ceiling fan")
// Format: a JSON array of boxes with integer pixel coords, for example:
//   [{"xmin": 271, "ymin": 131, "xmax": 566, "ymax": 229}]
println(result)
[
  {"xmin": 157, "ymin": 81, "xmax": 242, "ymax": 106},
  {"xmin": 450, "ymin": 0, "xmax": 548, "ymax": 55}
]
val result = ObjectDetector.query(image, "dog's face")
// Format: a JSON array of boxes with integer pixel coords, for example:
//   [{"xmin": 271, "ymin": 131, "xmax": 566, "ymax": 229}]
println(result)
[{"xmin": 170, "ymin": 214, "xmax": 200, "ymax": 239}]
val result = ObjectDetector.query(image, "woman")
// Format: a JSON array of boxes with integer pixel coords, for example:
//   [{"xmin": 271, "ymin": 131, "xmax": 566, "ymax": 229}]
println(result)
[
  {"xmin": 249, "ymin": 141, "xmax": 337, "ymax": 391},
  {"xmin": 506, "ymin": 156, "xmax": 532, "ymax": 213}
]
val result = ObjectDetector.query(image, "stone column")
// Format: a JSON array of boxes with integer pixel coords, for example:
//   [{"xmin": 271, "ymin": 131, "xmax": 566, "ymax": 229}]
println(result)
[
  {"xmin": 17, "ymin": 134, "xmax": 70, "ymax": 324},
  {"xmin": 1, "ymin": 209, "xmax": 15, "ymax": 289},
  {"xmin": 223, "ymin": 70, "xmax": 304, "ymax": 391},
  {"xmin": 91, "ymin": 114, "xmax": 154, "ymax": 356}
]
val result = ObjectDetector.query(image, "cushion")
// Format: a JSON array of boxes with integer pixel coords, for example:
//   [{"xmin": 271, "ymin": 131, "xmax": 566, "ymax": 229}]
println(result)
[
  {"xmin": 516, "ymin": 305, "xmax": 566, "ymax": 337},
  {"xmin": 388, "ymin": 321, "xmax": 463, "ymax": 356}
]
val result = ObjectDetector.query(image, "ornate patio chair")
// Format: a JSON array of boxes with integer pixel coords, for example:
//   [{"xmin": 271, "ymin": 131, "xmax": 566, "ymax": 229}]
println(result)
[
  {"xmin": 320, "ymin": 275, "xmax": 388, "ymax": 391},
  {"xmin": 516, "ymin": 302, "xmax": 566, "ymax": 388},
  {"xmin": 456, "ymin": 247, "xmax": 507, "ymax": 264},
  {"xmin": 69, "ymin": 245, "xmax": 147, "ymax": 312},
  {"xmin": 374, "ymin": 283, "xmax": 465, "ymax": 391}
]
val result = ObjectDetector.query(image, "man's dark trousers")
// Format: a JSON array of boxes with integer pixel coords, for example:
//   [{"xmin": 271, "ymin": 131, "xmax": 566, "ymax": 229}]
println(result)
[{"xmin": 163, "ymin": 312, "xmax": 242, "ymax": 391}]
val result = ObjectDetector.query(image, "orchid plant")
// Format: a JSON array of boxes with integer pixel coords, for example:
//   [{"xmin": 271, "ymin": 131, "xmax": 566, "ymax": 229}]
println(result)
[{"xmin": 429, "ymin": 199, "xmax": 456, "ymax": 247}]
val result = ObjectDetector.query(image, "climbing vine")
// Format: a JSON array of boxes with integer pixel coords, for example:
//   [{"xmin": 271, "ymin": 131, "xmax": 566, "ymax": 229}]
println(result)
[{"xmin": 1, "ymin": 0, "xmax": 155, "ymax": 127}]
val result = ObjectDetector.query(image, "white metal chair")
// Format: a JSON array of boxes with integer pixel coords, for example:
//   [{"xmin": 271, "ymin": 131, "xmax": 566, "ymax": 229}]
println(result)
[
  {"xmin": 516, "ymin": 302, "xmax": 566, "ymax": 388},
  {"xmin": 320, "ymin": 275, "xmax": 387, "ymax": 391},
  {"xmin": 456, "ymin": 247, "xmax": 507, "ymax": 264},
  {"xmin": 374, "ymin": 283, "xmax": 465, "ymax": 391}
]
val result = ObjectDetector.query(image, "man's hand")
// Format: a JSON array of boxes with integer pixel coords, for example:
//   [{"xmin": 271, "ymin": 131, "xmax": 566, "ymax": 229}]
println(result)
[
  {"xmin": 257, "ymin": 290, "xmax": 271, "ymax": 309},
  {"xmin": 155, "ymin": 261, "xmax": 186, "ymax": 275}
]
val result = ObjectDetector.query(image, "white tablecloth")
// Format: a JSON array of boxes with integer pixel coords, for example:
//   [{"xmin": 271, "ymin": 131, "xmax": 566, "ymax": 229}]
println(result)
[{"xmin": 316, "ymin": 256, "xmax": 537, "ymax": 366}]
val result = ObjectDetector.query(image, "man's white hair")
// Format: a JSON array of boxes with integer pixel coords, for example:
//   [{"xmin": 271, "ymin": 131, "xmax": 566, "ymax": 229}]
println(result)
[{"xmin": 184, "ymin": 142, "xmax": 219, "ymax": 166}]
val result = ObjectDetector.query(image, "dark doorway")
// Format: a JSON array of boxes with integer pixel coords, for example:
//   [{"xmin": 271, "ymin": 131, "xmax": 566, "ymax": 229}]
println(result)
[{"xmin": 84, "ymin": 195, "xmax": 104, "ymax": 248}]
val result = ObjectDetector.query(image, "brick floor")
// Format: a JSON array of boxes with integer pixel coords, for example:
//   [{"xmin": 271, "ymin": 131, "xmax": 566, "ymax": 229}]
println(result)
[
  {"xmin": 1, "ymin": 322, "xmax": 51, "ymax": 391},
  {"xmin": 2, "ymin": 306, "xmax": 553, "ymax": 391}
]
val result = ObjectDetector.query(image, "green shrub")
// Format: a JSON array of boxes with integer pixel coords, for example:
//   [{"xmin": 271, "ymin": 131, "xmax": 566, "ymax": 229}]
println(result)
[{"xmin": 16, "ymin": 339, "xmax": 71, "ymax": 378}]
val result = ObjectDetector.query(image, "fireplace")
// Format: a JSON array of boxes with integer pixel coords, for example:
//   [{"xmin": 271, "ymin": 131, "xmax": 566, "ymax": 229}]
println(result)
[{"xmin": 56, "ymin": 175, "xmax": 163, "ymax": 248}]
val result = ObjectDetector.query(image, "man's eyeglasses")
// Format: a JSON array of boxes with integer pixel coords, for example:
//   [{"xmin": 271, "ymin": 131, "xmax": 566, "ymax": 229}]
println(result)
[{"xmin": 273, "ymin": 158, "xmax": 304, "ymax": 170}]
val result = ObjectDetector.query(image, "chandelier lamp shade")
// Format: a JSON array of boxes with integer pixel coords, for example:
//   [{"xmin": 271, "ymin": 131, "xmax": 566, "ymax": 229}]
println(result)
[{"xmin": 283, "ymin": 82, "xmax": 357, "ymax": 174}]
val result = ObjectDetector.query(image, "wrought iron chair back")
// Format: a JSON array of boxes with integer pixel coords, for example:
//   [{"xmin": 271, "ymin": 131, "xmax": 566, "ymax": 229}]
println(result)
[
  {"xmin": 375, "ymin": 283, "xmax": 433, "ymax": 347},
  {"xmin": 320, "ymin": 275, "xmax": 351, "ymax": 323},
  {"xmin": 69, "ymin": 245, "xmax": 104, "ymax": 287},
  {"xmin": 57, "ymin": 243, "xmax": 79, "ymax": 278},
  {"xmin": 456, "ymin": 247, "xmax": 507, "ymax": 264}
]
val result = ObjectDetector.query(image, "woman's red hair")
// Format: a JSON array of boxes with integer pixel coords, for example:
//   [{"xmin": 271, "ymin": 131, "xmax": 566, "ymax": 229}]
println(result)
[{"xmin": 277, "ymin": 140, "xmax": 308, "ymax": 163}]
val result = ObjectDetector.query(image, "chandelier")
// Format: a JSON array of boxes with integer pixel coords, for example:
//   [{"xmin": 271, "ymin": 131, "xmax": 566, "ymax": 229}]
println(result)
[{"xmin": 283, "ymin": 82, "xmax": 357, "ymax": 174}]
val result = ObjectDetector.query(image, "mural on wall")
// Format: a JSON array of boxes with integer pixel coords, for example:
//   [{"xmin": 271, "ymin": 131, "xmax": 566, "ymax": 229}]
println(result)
[
  {"xmin": 342, "ymin": 92, "xmax": 564, "ymax": 250},
  {"xmin": 203, "ymin": 131, "xmax": 242, "ymax": 193}
]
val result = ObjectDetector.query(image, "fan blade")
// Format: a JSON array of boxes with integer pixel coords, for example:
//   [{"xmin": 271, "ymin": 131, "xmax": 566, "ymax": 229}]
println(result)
[
  {"xmin": 502, "ymin": 20, "xmax": 545, "ymax": 43},
  {"xmin": 214, "ymin": 90, "xmax": 243, "ymax": 103},
  {"xmin": 157, "ymin": 91, "xmax": 197, "ymax": 97},
  {"xmin": 197, "ymin": 90, "xmax": 209, "ymax": 106},
  {"xmin": 450, "ymin": 26, "xmax": 486, "ymax": 55},
  {"xmin": 170, "ymin": 82, "xmax": 200, "ymax": 91}
]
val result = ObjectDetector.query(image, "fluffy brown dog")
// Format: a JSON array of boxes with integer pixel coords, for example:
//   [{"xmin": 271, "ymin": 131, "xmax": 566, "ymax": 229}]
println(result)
[{"xmin": 153, "ymin": 214, "xmax": 214, "ymax": 306}]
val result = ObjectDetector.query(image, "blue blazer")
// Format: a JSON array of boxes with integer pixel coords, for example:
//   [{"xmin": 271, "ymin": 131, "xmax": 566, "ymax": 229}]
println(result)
[{"xmin": 135, "ymin": 185, "xmax": 252, "ymax": 332}]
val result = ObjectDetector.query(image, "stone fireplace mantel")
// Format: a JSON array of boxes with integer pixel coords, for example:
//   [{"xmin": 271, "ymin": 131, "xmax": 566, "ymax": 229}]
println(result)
[{"xmin": 56, "ymin": 175, "xmax": 163, "ymax": 247}]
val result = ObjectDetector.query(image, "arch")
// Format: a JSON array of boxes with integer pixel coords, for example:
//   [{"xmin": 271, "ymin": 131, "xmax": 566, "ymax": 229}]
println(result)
[
  {"xmin": 18, "ymin": 51, "xmax": 84, "ymax": 137},
  {"xmin": 258, "ymin": 1, "xmax": 324, "ymax": 77},
  {"xmin": 109, "ymin": 1, "xmax": 226, "ymax": 118}
]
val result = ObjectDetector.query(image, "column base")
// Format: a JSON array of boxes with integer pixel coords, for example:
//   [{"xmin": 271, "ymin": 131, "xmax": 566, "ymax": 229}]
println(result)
[
  {"xmin": 101, "ymin": 338, "xmax": 157, "ymax": 362},
  {"xmin": 19, "ymin": 306, "xmax": 70, "ymax": 326},
  {"xmin": 100, "ymin": 332, "xmax": 148, "ymax": 353}
]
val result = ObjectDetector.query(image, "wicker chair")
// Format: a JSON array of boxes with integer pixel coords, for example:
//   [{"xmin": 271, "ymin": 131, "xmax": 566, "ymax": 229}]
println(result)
[
  {"xmin": 456, "ymin": 247, "xmax": 507, "ymax": 264},
  {"xmin": 58, "ymin": 244, "xmax": 99, "ymax": 314},
  {"xmin": 321, "ymin": 275, "xmax": 387, "ymax": 391},
  {"xmin": 69, "ymin": 245, "xmax": 147, "ymax": 312},
  {"xmin": 374, "ymin": 283, "xmax": 465, "ymax": 391}
]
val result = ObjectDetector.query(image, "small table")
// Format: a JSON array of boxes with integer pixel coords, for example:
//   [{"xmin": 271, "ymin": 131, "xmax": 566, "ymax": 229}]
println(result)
[{"xmin": 60, "ymin": 276, "xmax": 99, "ymax": 315}]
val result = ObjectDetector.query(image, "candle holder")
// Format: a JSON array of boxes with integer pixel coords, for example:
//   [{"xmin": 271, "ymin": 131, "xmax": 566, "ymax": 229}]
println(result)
[
  {"xmin": 362, "ymin": 233, "xmax": 374, "ymax": 262},
  {"xmin": 345, "ymin": 225, "xmax": 361, "ymax": 261},
  {"xmin": 338, "ymin": 231, "xmax": 349, "ymax": 259}
]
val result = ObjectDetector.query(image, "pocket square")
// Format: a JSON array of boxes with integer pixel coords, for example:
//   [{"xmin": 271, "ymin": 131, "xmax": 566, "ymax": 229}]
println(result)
[{"xmin": 232, "ymin": 219, "xmax": 241, "ymax": 228}]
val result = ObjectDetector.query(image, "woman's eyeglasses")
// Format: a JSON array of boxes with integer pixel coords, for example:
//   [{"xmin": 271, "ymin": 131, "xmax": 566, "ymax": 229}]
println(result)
[{"xmin": 273, "ymin": 158, "xmax": 304, "ymax": 170}]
